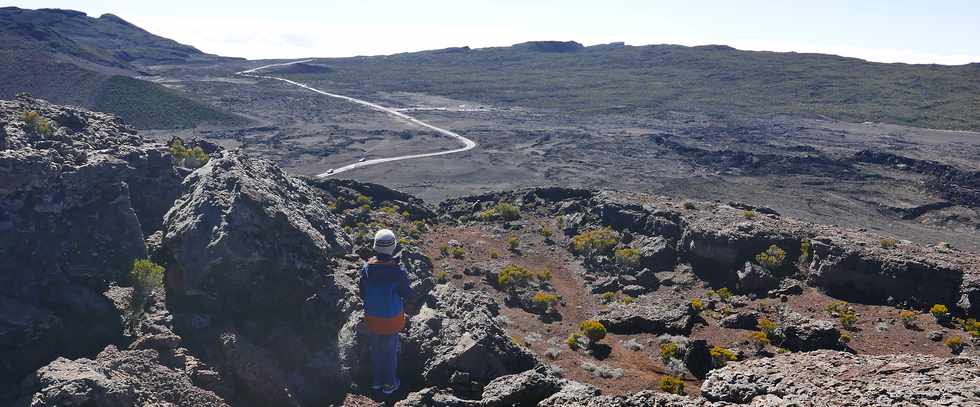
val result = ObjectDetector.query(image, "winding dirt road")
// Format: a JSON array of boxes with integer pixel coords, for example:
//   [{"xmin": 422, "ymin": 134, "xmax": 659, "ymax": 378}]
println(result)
[{"xmin": 236, "ymin": 60, "xmax": 477, "ymax": 177}]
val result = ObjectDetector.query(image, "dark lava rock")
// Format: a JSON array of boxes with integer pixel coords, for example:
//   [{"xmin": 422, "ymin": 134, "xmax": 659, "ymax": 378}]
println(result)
[
  {"xmin": 160, "ymin": 149, "xmax": 351, "ymax": 314},
  {"xmin": 719, "ymin": 310, "xmax": 760, "ymax": 330},
  {"xmin": 683, "ymin": 339, "xmax": 714, "ymax": 379},
  {"xmin": 701, "ymin": 350, "xmax": 980, "ymax": 405},
  {"xmin": 632, "ymin": 235, "xmax": 677, "ymax": 272},
  {"xmin": 776, "ymin": 312, "xmax": 842, "ymax": 352},
  {"xmin": 19, "ymin": 345, "xmax": 229, "ymax": 407},
  {"xmin": 737, "ymin": 261, "xmax": 779, "ymax": 294},
  {"xmin": 403, "ymin": 285, "xmax": 535, "ymax": 389},
  {"xmin": 0, "ymin": 97, "xmax": 183, "ymax": 394},
  {"xmin": 595, "ymin": 301, "xmax": 694, "ymax": 335}
]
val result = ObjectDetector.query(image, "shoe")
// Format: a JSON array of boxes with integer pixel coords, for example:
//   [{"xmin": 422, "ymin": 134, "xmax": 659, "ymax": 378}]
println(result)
[{"xmin": 382, "ymin": 379, "xmax": 400, "ymax": 395}]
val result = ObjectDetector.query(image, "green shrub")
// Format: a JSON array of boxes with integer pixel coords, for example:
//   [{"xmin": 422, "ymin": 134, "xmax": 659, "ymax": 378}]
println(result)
[
  {"xmin": 434, "ymin": 271, "xmax": 449, "ymax": 283},
  {"xmin": 614, "ymin": 247, "xmax": 641, "ymax": 267},
  {"xmin": 439, "ymin": 245, "xmax": 450, "ymax": 257},
  {"xmin": 839, "ymin": 310, "xmax": 858, "ymax": 330},
  {"xmin": 839, "ymin": 331, "xmax": 852, "ymax": 345},
  {"xmin": 507, "ymin": 236, "xmax": 520, "ymax": 251},
  {"xmin": 619, "ymin": 295, "xmax": 635, "ymax": 305},
  {"xmin": 880, "ymin": 238, "xmax": 898, "ymax": 249},
  {"xmin": 717, "ymin": 287, "xmax": 733, "ymax": 302},
  {"xmin": 899, "ymin": 310, "xmax": 917, "ymax": 328},
  {"xmin": 659, "ymin": 341, "xmax": 680, "ymax": 362},
  {"xmin": 478, "ymin": 202, "xmax": 521, "ymax": 221},
  {"xmin": 490, "ymin": 251, "xmax": 500, "ymax": 259},
  {"xmin": 930, "ymin": 304, "xmax": 950, "ymax": 324},
  {"xmin": 536, "ymin": 269, "xmax": 552, "ymax": 281},
  {"xmin": 126, "ymin": 259, "xmax": 165, "ymax": 330},
  {"xmin": 758, "ymin": 318, "xmax": 778, "ymax": 336},
  {"xmin": 741, "ymin": 210, "xmax": 757, "ymax": 220},
  {"xmin": 690, "ymin": 298, "xmax": 704, "ymax": 312},
  {"xmin": 754, "ymin": 244, "xmax": 786, "ymax": 269},
  {"xmin": 380, "ymin": 205, "xmax": 398, "ymax": 215},
  {"xmin": 799, "ymin": 240, "xmax": 811, "ymax": 265},
  {"xmin": 572, "ymin": 228, "xmax": 619, "ymax": 255},
  {"xmin": 659, "ymin": 375, "xmax": 685, "ymax": 395},
  {"xmin": 710, "ymin": 346, "xmax": 737, "ymax": 367},
  {"xmin": 579, "ymin": 320, "xmax": 607, "ymax": 342},
  {"xmin": 450, "ymin": 246, "xmax": 465, "ymax": 259},
  {"xmin": 539, "ymin": 227, "xmax": 554, "ymax": 239},
  {"xmin": 566, "ymin": 333, "xmax": 582, "ymax": 349},
  {"xmin": 945, "ymin": 335, "xmax": 964, "ymax": 354},
  {"xmin": 498, "ymin": 264, "xmax": 533, "ymax": 287},
  {"xmin": 750, "ymin": 331, "xmax": 770, "ymax": 351},
  {"xmin": 168, "ymin": 139, "xmax": 209, "ymax": 168},
  {"xmin": 601, "ymin": 291, "xmax": 618, "ymax": 304},
  {"xmin": 356, "ymin": 194, "xmax": 372, "ymax": 207},
  {"xmin": 532, "ymin": 292, "xmax": 560, "ymax": 306},
  {"xmin": 21, "ymin": 110, "xmax": 52, "ymax": 135}
]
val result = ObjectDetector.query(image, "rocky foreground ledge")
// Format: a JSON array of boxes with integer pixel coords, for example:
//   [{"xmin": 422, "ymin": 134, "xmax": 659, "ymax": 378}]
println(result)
[{"xmin": 2, "ymin": 97, "xmax": 979, "ymax": 406}]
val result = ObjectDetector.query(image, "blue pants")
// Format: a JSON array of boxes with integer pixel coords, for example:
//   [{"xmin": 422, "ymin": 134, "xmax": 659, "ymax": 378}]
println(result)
[{"xmin": 367, "ymin": 332, "xmax": 400, "ymax": 387}]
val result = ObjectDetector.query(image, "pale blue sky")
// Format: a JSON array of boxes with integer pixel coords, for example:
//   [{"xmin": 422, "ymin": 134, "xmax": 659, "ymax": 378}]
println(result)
[{"xmin": 15, "ymin": 0, "xmax": 980, "ymax": 64}]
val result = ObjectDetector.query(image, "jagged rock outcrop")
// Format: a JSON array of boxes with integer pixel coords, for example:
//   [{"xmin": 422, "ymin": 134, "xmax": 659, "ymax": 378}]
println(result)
[
  {"xmin": 396, "ymin": 366, "xmax": 565, "ymax": 407},
  {"xmin": 160, "ymin": 149, "xmax": 351, "ymax": 313},
  {"xmin": 774, "ymin": 312, "xmax": 843, "ymax": 352},
  {"xmin": 0, "ymin": 96, "xmax": 182, "ymax": 395},
  {"xmin": 701, "ymin": 350, "xmax": 980, "ymax": 405},
  {"xmin": 18, "ymin": 345, "xmax": 229, "ymax": 407},
  {"xmin": 403, "ymin": 284, "xmax": 537, "ymax": 392},
  {"xmin": 595, "ymin": 297, "xmax": 695, "ymax": 335}
]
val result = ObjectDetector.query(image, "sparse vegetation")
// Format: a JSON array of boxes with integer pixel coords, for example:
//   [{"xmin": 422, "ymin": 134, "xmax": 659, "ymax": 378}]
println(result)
[
  {"xmin": 497, "ymin": 264, "xmax": 534, "ymax": 287},
  {"xmin": 758, "ymin": 318, "xmax": 778, "ymax": 336},
  {"xmin": 944, "ymin": 335, "xmax": 964, "ymax": 354},
  {"xmin": 489, "ymin": 250, "xmax": 500, "ymax": 259},
  {"xmin": 750, "ymin": 331, "xmax": 770, "ymax": 352},
  {"xmin": 717, "ymin": 287, "xmax": 733, "ymax": 302},
  {"xmin": 754, "ymin": 244, "xmax": 787, "ymax": 269},
  {"xmin": 659, "ymin": 375, "xmax": 685, "ymax": 395},
  {"xmin": 601, "ymin": 291, "xmax": 618, "ymax": 304},
  {"xmin": 614, "ymin": 247, "xmax": 641, "ymax": 268},
  {"xmin": 126, "ymin": 259, "xmax": 165, "ymax": 331},
  {"xmin": 930, "ymin": 304, "xmax": 951, "ymax": 324},
  {"xmin": 709, "ymin": 346, "xmax": 737, "ymax": 367},
  {"xmin": 899, "ymin": 310, "xmax": 917, "ymax": 329},
  {"xmin": 434, "ymin": 271, "xmax": 449, "ymax": 284},
  {"xmin": 532, "ymin": 292, "xmax": 560, "ymax": 308},
  {"xmin": 168, "ymin": 138, "xmax": 209, "ymax": 168},
  {"xmin": 21, "ymin": 110, "xmax": 52, "ymax": 135},
  {"xmin": 825, "ymin": 301, "xmax": 858, "ymax": 330},
  {"xmin": 567, "ymin": 333, "xmax": 583, "ymax": 349},
  {"xmin": 507, "ymin": 235, "xmax": 520, "ymax": 251},
  {"xmin": 478, "ymin": 202, "xmax": 521, "ymax": 221},
  {"xmin": 450, "ymin": 246, "xmax": 465, "ymax": 259},
  {"xmin": 798, "ymin": 240, "xmax": 811, "ymax": 265},
  {"xmin": 690, "ymin": 298, "xmax": 704, "ymax": 312},
  {"xmin": 572, "ymin": 228, "xmax": 619, "ymax": 255},
  {"xmin": 741, "ymin": 210, "xmax": 757, "ymax": 220},
  {"xmin": 880, "ymin": 238, "xmax": 898, "ymax": 249},
  {"xmin": 839, "ymin": 332, "xmax": 852, "ymax": 345},
  {"xmin": 659, "ymin": 341, "xmax": 680, "ymax": 362},
  {"xmin": 439, "ymin": 245, "xmax": 450, "ymax": 257},
  {"xmin": 579, "ymin": 320, "xmax": 607, "ymax": 343}
]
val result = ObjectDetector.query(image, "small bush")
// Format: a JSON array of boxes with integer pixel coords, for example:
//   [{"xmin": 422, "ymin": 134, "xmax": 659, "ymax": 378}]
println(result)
[
  {"xmin": 380, "ymin": 205, "xmax": 398, "ymax": 215},
  {"xmin": 450, "ymin": 246, "xmax": 465, "ymax": 259},
  {"xmin": 489, "ymin": 251, "xmax": 500, "ymax": 259},
  {"xmin": 659, "ymin": 375, "xmax": 685, "ymax": 395},
  {"xmin": 579, "ymin": 320, "xmax": 607, "ymax": 343},
  {"xmin": 495, "ymin": 202, "xmax": 521, "ymax": 221},
  {"xmin": 754, "ymin": 244, "xmax": 787, "ymax": 269},
  {"xmin": 839, "ymin": 310, "xmax": 858, "ymax": 330},
  {"xmin": 498, "ymin": 264, "xmax": 533, "ymax": 287},
  {"xmin": 717, "ymin": 287, "xmax": 733, "ymax": 302},
  {"xmin": 539, "ymin": 227, "xmax": 554, "ymax": 239},
  {"xmin": 127, "ymin": 259, "xmax": 165, "ymax": 330},
  {"xmin": 168, "ymin": 138, "xmax": 209, "ymax": 168},
  {"xmin": 532, "ymin": 292, "xmax": 560, "ymax": 306},
  {"xmin": 355, "ymin": 194, "xmax": 372, "ymax": 207},
  {"xmin": 799, "ymin": 240, "xmax": 811, "ymax": 265},
  {"xmin": 439, "ymin": 245, "xmax": 449, "ymax": 257},
  {"xmin": 690, "ymin": 298, "xmax": 704, "ymax": 312},
  {"xmin": 572, "ymin": 228, "xmax": 619, "ymax": 255},
  {"xmin": 619, "ymin": 295, "xmax": 636, "ymax": 305},
  {"xmin": 507, "ymin": 236, "xmax": 520, "ymax": 251},
  {"xmin": 21, "ymin": 110, "xmax": 52, "ymax": 135},
  {"xmin": 944, "ymin": 335, "xmax": 964, "ymax": 354},
  {"xmin": 536, "ymin": 270, "xmax": 552, "ymax": 281},
  {"xmin": 930, "ymin": 304, "xmax": 950, "ymax": 324},
  {"xmin": 709, "ymin": 346, "xmax": 737, "ymax": 367},
  {"xmin": 880, "ymin": 238, "xmax": 898, "ymax": 249},
  {"xmin": 959, "ymin": 318, "xmax": 980, "ymax": 337},
  {"xmin": 741, "ymin": 210, "xmax": 757, "ymax": 220},
  {"xmin": 758, "ymin": 318, "xmax": 778, "ymax": 336},
  {"xmin": 434, "ymin": 271, "xmax": 449, "ymax": 284},
  {"xmin": 750, "ymin": 331, "xmax": 770, "ymax": 351},
  {"xmin": 567, "ymin": 333, "xmax": 582, "ymax": 349},
  {"xmin": 899, "ymin": 310, "xmax": 917, "ymax": 328},
  {"xmin": 601, "ymin": 291, "xmax": 618, "ymax": 304},
  {"xmin": 614, "ymin": 247, "xmax": 641, "ymax": 268},
  {"xmin": 839, "ymin": 332, "xmax": 852, "ymax": 345},
  {"xmin": 659, "ymin": 341, "xmax": 680, "ymax": 362}
]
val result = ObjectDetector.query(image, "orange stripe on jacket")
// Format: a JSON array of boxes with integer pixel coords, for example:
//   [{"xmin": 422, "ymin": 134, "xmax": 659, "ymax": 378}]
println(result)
[{"xmin": 364, "ymin": 313, "xmax": 405, "ymax": 335}]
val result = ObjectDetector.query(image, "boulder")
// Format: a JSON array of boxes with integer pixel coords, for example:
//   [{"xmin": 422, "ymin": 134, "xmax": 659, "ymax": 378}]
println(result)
[
  {"xmin": 19, "ymin": 345, "xmax": 229, "ymax": 407},
  {"xmin": 719, "ymin": 310, "xmax": 760, "ymax": 330},
  {"xmin": 683, "ymin": 339, "xmax": 714, "ymax": 379},
  {"xmin": 595, "ymin": 301, "xmax": 694, "ymax": 335},
  {"xmin": 403, "ymin": 285, "xmax": 535, "ymax": 388},
  {"xmin": 736, "ymin": 261, "xmax": 779, "ymax": 294},
  {"xmin": 478, "ymin": 366, "xmax": 565, "ymax": 406},
  {"xmin": 776, "ymin": 312, "xmax": 842, "ymax": 351},
  {"xmin": 632, "ymin": 235, "xmax": 676, "ymax": 272},
  {"xmin": 160, "ymin": 149, "xmax": 351, "ymax": 314},
  {"xmin": 701, "ymin": 350, "xmax": 980, "ymax": 405}
]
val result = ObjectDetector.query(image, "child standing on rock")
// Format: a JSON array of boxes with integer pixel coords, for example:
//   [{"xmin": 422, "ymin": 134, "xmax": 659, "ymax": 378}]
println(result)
[{"xmin": 358, "ymin": 229, "xmax": 413, "ymax": 395}]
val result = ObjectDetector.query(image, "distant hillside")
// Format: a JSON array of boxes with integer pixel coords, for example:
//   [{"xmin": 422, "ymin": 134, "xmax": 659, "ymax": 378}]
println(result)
[
  {"xmin": 288, "ymin": 41, "xmax": 980, "ymax": 131},
  {"xmin": 0, "ymin": 7, "xmax": 247, "ymax": 129}
]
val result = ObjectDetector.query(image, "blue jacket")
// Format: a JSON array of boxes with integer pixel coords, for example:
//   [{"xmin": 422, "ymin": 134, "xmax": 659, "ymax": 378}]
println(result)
[{"xmin": 359, "ymin": 256, "xmax": 413, "ymax": 334}]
